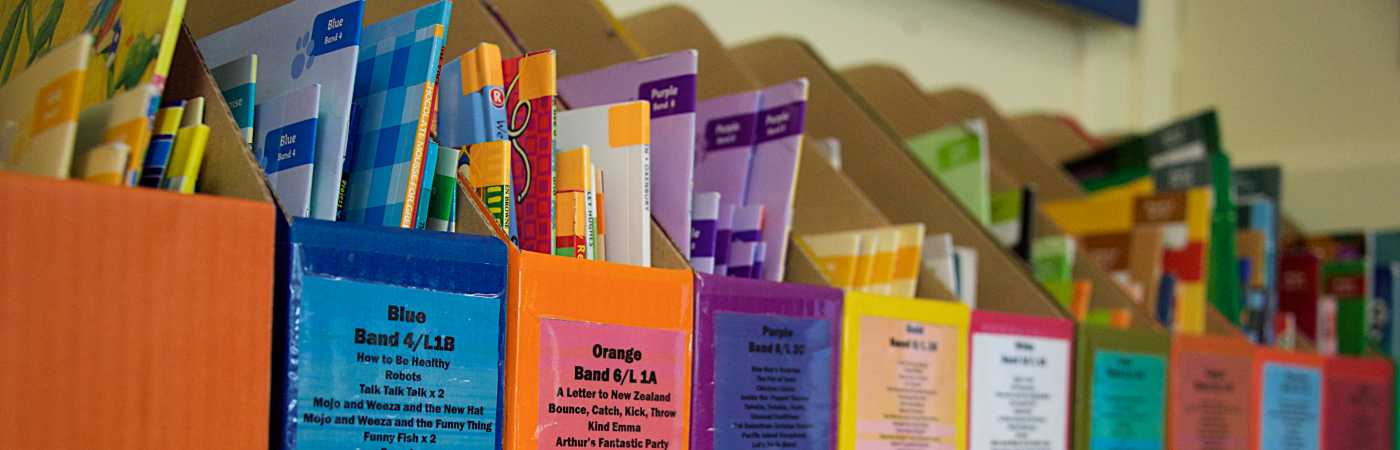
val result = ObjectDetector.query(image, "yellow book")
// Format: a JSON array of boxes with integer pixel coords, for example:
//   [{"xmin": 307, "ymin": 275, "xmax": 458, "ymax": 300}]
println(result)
[
  {"xmin": 866, "ymin": 227, "xmax": 902, "ymax": 295},
  {"xmin": 0, "ymin": 34, "xmax": 90, "ymax": 178},
  {"xmin": 888, "ymin": 223, "xmax": 926, "ymax": 298},
  {"xmin": 841, "ymin": 292, "xmax": 969, "ymax": 450},
  {"xmin": 1042, "ymin": 183, "xmax": 1152, "ymax": 236},
  {"xmin": 554, "ymin": 146, "xmax": 590, "ymax": 259},
  {"xmin": 853, "ymin": 234, "xmax": 880, "ymax": 291},
  {"xmin": 76, "ymin": 142, "xmax": 128, "ymax": 185},
  {"xmin": 73, "ymin": 84, "xmax": 156, "ymax": 184},
  {"xmin": 800, "ymin": 231, "xmax": 864, "ymax": 289},
  {"xmin": 461, "ymin": 140, "xmax": 514, "ymax": 238},
  {"xmin": 163, "ymin": 121, "xmax": 209, "ymax": 194}
]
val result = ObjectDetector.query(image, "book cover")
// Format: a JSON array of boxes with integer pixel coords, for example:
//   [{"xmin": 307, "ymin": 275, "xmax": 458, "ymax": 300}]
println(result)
[
  {"xmin": 853, "ymin": 234, "xmax": 880, "ymax": 292},
  {"xmin": 1238, "ymin": 199, "xmax": 1279, "ymax": 342},
  {"xmin": 691, "ymin": 274, "xmax": 843, "ymax": 450},
  {"xmin": 161, "ymin": 99, "xmax": 209, "ymax": 193},
  {"xmin": 694, "ymin": 90, "xmax": 761, "ymax": 269},
  {"xmin": 432, "ymin": 43, "xmax": 507, "ymax": 232},
  {"xmin": 690, "ymin": 191, "xmax": 720, "ymax": 274},
  {"xmin": 968, "ymin": 311, "xmax": 1073, "ymax": 450},
  {"xmin": 1318, "ymin": 296, "xmax": 1340, "ymax": 355},
  {"xmin": 905, "ymin": 118, "xmax": 990, "ymax": 224},
  {"xmin": 1014, "ymin": 186, "xmax": 1036, "ymax": 260},
  {"xmin": 954, "ymin": 246, "xmax": 978, "ymax": 306},
  {"xmin": 1135, "ymin": 188, "xmax": 1212, "ymax": 334},
  {"xmin": 255, "ymin": 84, "xmax": 320, "ymax": 218},
  {"xmin": 282, "ymin": 218, "xmax": 507, "ymax": 450},
  {"xmin": 1073, "ymin": 325, "xmax": 1170, "ymax": 450},
  {"xmin": 460, "ymin": 140, "xmax": 515, "ymax": 241},
  {"xmin": 559, "ymin": 50, "xmax": 698, "ymax": 258},
  {"xmin": 989, "ymin": 188, "xmax": 1022, "ymax": 247},
  {"xmin": 1250, "ymin": 348, "xmax": 1325, "ymax": 450},
  {"xmin": 1169, "ymin": 334, "xmax": 1254, "ymax": 450},
  {"xmin": 0, "ymin": 33, "xmax": 88, "ymax": 178},
  {"xmin": 72, "ymin": 82, "xmax": 155, "ymax": 184},
  {"xmin": 1234, "ymin": 165, "xmax": 1281, "ymax": 202},
  {"xmin": 840, "ymin": 292, "xmax": 969, "ymax": 450},
  {"xmin": 138, "ymin": 98, "xmax": 184, "ymax": 187},
  {"xmin": 1323, "ymin": 356, "xmax": 1394, "ymax": 450},
  {"xmin": 727, "ymin": 241, "xmax": 760, "ymax": 279},
  {"xmin": 1376, "ymin": 262, "xmax": 1400, "ymax": 359},
  {"xmin": 209, "ymin": 54, "xmax": 257, "ymax": 144},
  {"xmin": 866, "ymin": 227, "xmax": 901, "ymax": 295},
  {"xmin": 1064, "ymin": 136, "xmax": 1151, "ymax": 193},
  {"xmin": 747, "ymin": 79, "xmax": 809, "ymax": 282},
  {"xmin": 1031, "ymin": 235, "xmax": 1076, "ymax": 286},
  {"xmin": 0, "ymin": 0, "xmax": 185, "ymax": 108},
  {"xmin": 73, "ymin": 142, "xmax": 126, "ymax": 184},
  {"xmin": 713, "ymin": 204, "xmax": 735, "ymax": 275},
  {"xmin": 923, "ymin": 233, "xmax": 958, "ymax": 295},
  {"xmin": 554, "ymin": 146, "xmax": 590, "ymax": 259},
  {"xmin": 1322, "ymin": 260, "xmax": 1368, "ymax": 355},
  {"xmin": 343, "ymin": 0, "xmax": 449, "ymax": 229},
  {"xmin": 198, "ymin": 0, "xmax": 363, "ymax": 220},
  {"xmin": 505, "ymin": 251, "xmax": 694, "ymax": 450},
  {"xmin": 1280, "ymin": 251, "xmax": 1322, "ymax": 340},
  {"xmin": 888, "ymin": 224, "xmax": 926, "ymax": 298},
  {"xmin": 800, "ymin": 230, "xmax": 864, "ymax": 289},
  {"xmin": 728, "ymin": 203, "xmax": 764, "ymax": 278},
  {"xmin": 501, "ymin": 49, "xmax": 557, "ymax": 254},
  {"xmin": 557, "ymin": 100, "xmax": 651, "ymax": 266}
]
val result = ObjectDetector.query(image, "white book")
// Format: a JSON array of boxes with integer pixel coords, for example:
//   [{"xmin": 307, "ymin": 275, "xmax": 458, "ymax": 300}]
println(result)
[
  {"xmin": 556, "ymin": 101, "xmax": 652, "ymax": 267},
  {"xmin": 256, "ymin": 84, "xmax": 322, "ymax": 218},
  {"xmin": 954, "ymin": 245, "xmax": 979, "ymax": 308},
  {"xmin": 690, "ymin": 191, "xmax": 721, "ymax": 274},
  {"xmin": 198, "ymin": 0, "xmax": 363, "ymax": 220},
  {"xmin": 922, "ymin": 233, "xmax": 958, "ymax": 296}
]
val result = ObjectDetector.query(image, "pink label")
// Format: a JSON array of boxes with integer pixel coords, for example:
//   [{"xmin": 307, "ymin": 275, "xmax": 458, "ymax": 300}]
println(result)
[
  {"xmin": 856, "ymin": 316, "xmax": 958, "ymax": 450},
  {"xmin": 1325, "ymin": 376, "xmax": 1392, "ymax": 450},
  {"xmin": 1170, "ymin": 352, "xmax": 1251, "ymax": 450},
  {"xmin": 538, "ymin": 319, "xmax": 688, "ymax": 449}
]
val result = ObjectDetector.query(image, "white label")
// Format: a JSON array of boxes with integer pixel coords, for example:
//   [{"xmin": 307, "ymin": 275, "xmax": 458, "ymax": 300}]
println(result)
[{"xmin": 968, "ymin": 333, "xmax": 1071, "ymax": 450}]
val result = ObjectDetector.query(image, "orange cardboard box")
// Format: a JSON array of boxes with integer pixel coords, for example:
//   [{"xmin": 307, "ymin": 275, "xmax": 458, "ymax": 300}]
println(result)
[
  {"xmin": 506, "ymin": 250, "xmax": 695, "ymax": 450},
  {"xmin": 1169, "ymin": 334, "xmax": 1255, "ymax": 450},
  {"xmin": 1250, "ymin": 348, "xmax": 1327, "ymax": 450}
]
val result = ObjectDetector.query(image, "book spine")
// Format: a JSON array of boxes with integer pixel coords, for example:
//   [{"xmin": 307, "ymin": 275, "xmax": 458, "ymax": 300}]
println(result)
[{"xmin": 503, "ymin": 52, "xmax": 557, "ymax": 253}]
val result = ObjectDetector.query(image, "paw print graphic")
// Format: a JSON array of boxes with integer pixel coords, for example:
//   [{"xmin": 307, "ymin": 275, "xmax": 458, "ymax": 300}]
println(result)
[{"xmin": 292, "ymin": 31, "xmax": 317, "ymax": 79}]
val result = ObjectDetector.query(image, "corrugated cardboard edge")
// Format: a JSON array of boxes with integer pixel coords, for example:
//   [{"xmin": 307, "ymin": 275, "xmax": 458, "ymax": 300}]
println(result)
[
  {"xmin": 729, "ymin": 37, "xmax": 1064, "ymax": 318},
  {"xmin": 621, "ymin": 5, "xmax": 757, "ymax": 101},
  {"xmin": 1009, "ymin": 113, "xmax": 1098, "ymax": 164},
  {"xmin": 479, "ymin": 0, "xmax": 642, "ymax": 76}
]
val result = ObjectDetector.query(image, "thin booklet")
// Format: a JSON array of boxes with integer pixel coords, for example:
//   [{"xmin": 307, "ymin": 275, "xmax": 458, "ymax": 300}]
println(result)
[{"xmin": 556, "ymin": 101, "xmax": 652, "ymax": 267}]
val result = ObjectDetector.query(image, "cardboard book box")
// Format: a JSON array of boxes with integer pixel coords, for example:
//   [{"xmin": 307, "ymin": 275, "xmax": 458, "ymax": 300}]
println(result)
[
  {"xmin": 1009, "ymin": 113, "xmax": 1100, "ymax": 165},
  {"xmin": 1323, "ymin": 356, "xmax": 1394, "ymax": 450},
  {"xmin": 1169, "ymin": 334, "xmax": 1255, "ymax": 450},
  {"xmin": 691, "ymin": 274, "xmax": 844, "ymax": 450},
  {"xmin": 841, "ymin": 292, "xmax": 970, "ymax": 450},
  {"xmin": 1251, "ymin": 348, "xmax": 1326, "ymax": 450},
  {"xmin": 1073, "ymin": 325, "xmax": 1171, "ymax": 450},
  {"xmin": 0, "ymin": 26, "xmax": 276, "ymax": 449}
]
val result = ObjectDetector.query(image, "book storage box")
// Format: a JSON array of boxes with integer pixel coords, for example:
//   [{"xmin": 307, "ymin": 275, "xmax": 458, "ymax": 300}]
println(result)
[
  {"xmin": 1074, "ymin": 325, "xmax": 1171, "ymax": 450},
  {"xmin": 840, "ymin": 292, "xmax": 970, "ymax": 450},
  {"xmin": 506, "ymin": 250, "xmax": 695, "ymax": 450},
  {"xmin": 1169, "ymin": 334, "xmax": 1255, "ymax": 450},
  {"xmin": 1323, "ymin": 356, "xmax": 1395, "ymax": 450},
  {"xmin": 691, "ymin": 273, "xmax": 844, "ymax": 450},
  {"xmin": 0, "ymin": 28, "xmax": 276, "ymax": 449},
  {"xmin": 1251, "ymin": 348, "xmax": 1326, "ymax": 450},
  {"xmin": 280, "ymin": 219, "xmax": 507, "ymax": 449},
  {"xmin": 967, "ymin": 310, "xmax": 1075, "ymax": 450}
]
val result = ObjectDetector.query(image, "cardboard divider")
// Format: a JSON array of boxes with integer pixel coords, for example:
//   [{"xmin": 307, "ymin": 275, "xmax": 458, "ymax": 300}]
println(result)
[
  {"xmin": 1251, "ymin": 348, "xmax": 1327, "ymax": 450},
  {"xmin": 479, "ymin": 0, "xmax": 643, "ymax": 76},
  {"xmin": 726, "ymin": 37, "xmax": 1065, "ymax": 318},
  {"xmin": 619, "ymin": 4, "xmax": 955, "ymax": 299},
  {"xmin": 1074, "ymin": 324, "xmax": 1172, "ymax": 450},
  {"xmin": 838, "ymin": 64, "xmax": 1162, "ymax": 330},
  {"xmin": 1323, "ymin": 356, "xmax": 1395, "ymax": 449},
  {"xmin": 1009, "ymin": 113, "xmax": 1099, "ymax": 164},
  {"xmin": 1169, "ymin": 334, "xmax": 1256, "ymax": 449}
]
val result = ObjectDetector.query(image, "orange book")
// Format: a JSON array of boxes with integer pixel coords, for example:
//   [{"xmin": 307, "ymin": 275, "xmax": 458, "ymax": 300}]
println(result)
[{"xmin": 505, "ymin": 251, "xmax": 694, "ymax": 450}]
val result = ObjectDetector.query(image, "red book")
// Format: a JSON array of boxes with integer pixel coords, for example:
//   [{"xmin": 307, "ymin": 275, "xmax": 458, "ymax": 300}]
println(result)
[
  {"xmin": 502, "ymin": 50, "xmax": 558, "ymax": 253},
  {"xmin": 1279, "ymin": 251, "xmax": 1321, "ymax": 339}
]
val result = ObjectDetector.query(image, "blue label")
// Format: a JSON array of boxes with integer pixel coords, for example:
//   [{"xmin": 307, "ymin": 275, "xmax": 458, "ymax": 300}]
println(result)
[
  {"xmin": 1090, "ymin": 350, "xmax": 1166, "ymax": 450},
  {"xmin": 1260, "ymin": 362, "xmax": 1321, "ymax": 450},
  {"xmin": 713, "ymin": 312, "xmax": 834, "ymax": 450},
  {"xmin": 638, "ymin": 74, "xmax": 696, "ymax": 118},
  {"xmin": 311, "ymin": 1, "xmax": 363, "ymax": 56},
  {"xmin": 222, "ymin": 83, "xmax": 255, "ymax": 131},
  {"xmin": 291, "ymin": 275, "xmax": 502, "ymax": 450},
  {"xmin": 268, "ymin": 118, "xmax": 318, "ymax": 174}
]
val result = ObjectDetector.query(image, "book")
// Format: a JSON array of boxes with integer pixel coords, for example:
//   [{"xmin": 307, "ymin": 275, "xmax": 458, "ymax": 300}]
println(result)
[
  {"xmin": 691, "ymin": 274, "xmax": 843, "ymax": 450},
  {"xmin": 954, "ymin": 246, "xmax": 978, "ymax": 306},
  {"xmin": 801, "ymin": 230, "xmax": 864, "ymax": 289},
  {"xmin": 746, "ymin": 79, "xmax": 809, "ymax": 281},
  {"xmin": 73, "ymin": 142, "xmax": 127, "ymax": 185},
  {"xmin": 501, "ymin": 49, "xmax": 557, "ymax": 254},
  {"xmin": 1031, "ymin": 235, "xmax": 1076, "ymax": 285},
  {"xmin": 209, "ymin": 54, "xmax": 257, "ymax": 144},
  {"xmin": 968, "ymin": 311, "xmax": 1073, "ymax": 450},
  {"xmin": 727, "ymin": 241, "xmax": 759, "ymax": 279},
  {"xmin": 0, "ymin": 0, "xmax": 185, "ymax": 108},
  {"xmin": 866, "ymin": 227, "xmax": 902, "ymax": 295},
  {"xmin": 255, "ymin": 84, "xmax": 320, "ymax": 218},
  {"xmin": 282, "ymin": 218, "xmax": 507, "ymax": 449},
  {"xmin": 989, "ymin": 188, "xmax": 1022, "ymax": 247},
  {"xmin": 690, "ymin": 191, "xmax": 721, "ymax": 274},
  {"xmin": 713, "ymin": 204, "xmax": 735, "ymax": 275},
  {"xmin": 198, "ymin": 0, "xmax": 364, "ymax": 220},
  {"xmin": 559, "ymin": 50, "xmax": 698, "ymax": 258},
  {"xmin": 553, "ymin": 146, "xmax": 590, "ymax": 259},
  {"xmin": 505, "ymin": 251, "xmax": 694, "ymax": 450},
  {"xmin": 342, "ymin": 1, "xmax": 449, "ymax": 229},
  {"xmin": 161, "ymin": 97, "xmax": 209, "ymax": 193},
  {"xmin": 905, "ymin": 118, "xmax": 990, "ymax": 224},
  {"xmin": 557, "ymin": 100, "xmax": 651, "ymax": 266},
  {"xmin": 460, "ymin": 140, "xmax": 514, "ymax": 240},
  {"xmin": 852, "ymin": 234, "xmax": 880, "ymax": 291},
  {"xmin": 840, "ymin": 292, "xmax": 969, "ymax": 450},
  {"xmin": 1377, "ymin": 262, "xmax": 1400, "ymax": 359},
  {"xmin": 1014, "ymin": 186, "xmax": 1036, "ymax": 260},
  {"xmin": 1135, "ymin": 188, "xmax": 1212, "ymax": 333},
  {"xmin": 138, "ymin": 99, "xmax": 184, "ymax": 187},
  {"xmin": 73, "ymin": 83, "xmax": 156, "ymax": 184},
  {"xmin": 887, "ymin": 224, "xmax": 925, "ymax": 298},
  {"xmin": 432, "ymin": 42, "xmax": 507, "ymax": 231},
  {"xmin": 1280, "ymin": 251, "xmax": 1322, "ymax": 341},
  {"xmin": 0, "ymin": 33, "xmax": 89, "ymax": 178},
  {"xmin": 694, "ymin": 90, "xmax": 761, "ymax": 269},
  {"xmin": 728, "ymin": 204, "xmax": 765, "ymax": 277},
  {"xmin": 922, "ymin": 233, "xmax": 957, "ymax": 295},
  {"xmin": 1322, "ymin": 260, "xmax": 1368, "ymax": 355}
]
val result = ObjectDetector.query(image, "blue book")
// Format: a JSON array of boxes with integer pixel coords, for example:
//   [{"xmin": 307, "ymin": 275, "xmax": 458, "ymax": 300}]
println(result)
[
  {"xmin": 342, "ymin": 0, "xmax": 452, "ymax": 229},
  {"xmin": 256, "ymin": 85, "xmax": 322, "ymax": 218},
  {"xmin": 199, "ymin": 0, "xmax": 365, "ymax": 221},
  {"xmin": 209, "ymin": 54, "xmax": 259, "ymax": 145},
  {"xmin": 437, "ymin": 43, "xmax": 508, "ymax": 148},
  {"xmin": 281, "ymin": 218, "xmax": 507, "ymax": 450}
]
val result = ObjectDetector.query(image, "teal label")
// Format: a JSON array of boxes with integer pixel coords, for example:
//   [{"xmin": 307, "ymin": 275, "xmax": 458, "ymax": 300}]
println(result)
[
  {"xmin": 1259, "ymin": 362, "xmax": 1321, "ymax": 450},
  {"xmin": 1090, "ymin": 350, "xmax": 1166, "ymax": 450},
  {"xmin": 292, "ymin": 275, "xmax": 501, "ymax": 450}
]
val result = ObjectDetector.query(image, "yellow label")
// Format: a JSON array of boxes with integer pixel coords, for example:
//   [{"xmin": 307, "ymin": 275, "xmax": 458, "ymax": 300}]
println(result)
[
  {"xmin": 517, "ymin": 51, "xmax": 557, "ymax": 100},
  {"xmin": 607, "ymin": 102, "xmax": 651, "ymax": 148},
  {"xmin": 459, "ymin": 43, "xmax": 504, "ymax": 94},
  {"xmin": 31, "ymin": 71, "xmax": 83, "ymax": 135}
]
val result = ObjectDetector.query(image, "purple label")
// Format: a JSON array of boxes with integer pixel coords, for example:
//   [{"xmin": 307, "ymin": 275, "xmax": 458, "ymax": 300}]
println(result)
[
  {"xmin": 732, "ymin": 230, "xmax": 762, "ymax": 242},
  {"xmin": 638, "ymin": 74, "xmax": 696, "ymax": 119},
  {"xmin": 703, "ymin": 112, "xmax": 757, "ymax": 152},
  {"xmin": 715, "ymin": 229, "xmax": 733, "ymax": 267},
  {"xmin": 756, "ymin": 101, "xmax": 806, "ymax": 142},
  {"xmin": 692, "ymin": 219, "xmax": 717, "ymax": 258}
]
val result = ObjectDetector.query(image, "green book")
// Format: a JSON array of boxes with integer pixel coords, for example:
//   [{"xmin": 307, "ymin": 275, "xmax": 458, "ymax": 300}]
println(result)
[
  {"xmin": 1323, "ymin": 260, "xmax": 1370, "ymax": 355},
  {"xmin": 1074, "ymin": 325, "xmax": 1170, "ymax": 450},
  {"xmin": 906, "ymin": 119, "xmax": 990, "ymax": 224}
]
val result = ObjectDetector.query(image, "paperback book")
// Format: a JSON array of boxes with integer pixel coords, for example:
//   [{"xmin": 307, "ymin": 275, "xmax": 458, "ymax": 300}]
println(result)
[
  {"xmin": 501, "ymin": 49, "xmax": 557, "ymax": 254},
  {"xmin": 433, "ymin": 42, "xmax": 507, "ymax": 231},
  {"xmin": 73, "ymin": 83, "xmax": 156, "ymax": 185},
  {"xmin": 138, "ymin": 98, "xmax": 185, "ymax": 187},
  {"xmin": 905, "ymin": 118, "xmax": 990, "ymax": 224},
  {"xmin": 746, "ymin": 79, "xmax": 809, "ymax": 281},
  {"xmin": 691, "ymin": 191, "xmax": 721, "ymax": 274},
  {"xmin": 460, "ymin": 140, "xmax": 515, "ymax": 241},
  {"xmin": 556, "ymin": 100, "xmax": 651, "ymax": 266},
  {"xmin": 255, "ymin": 84, "xmax": 321, "ymax": 218},
  {"xmin": 0, "ymin": 34, "xmax": 90, "ymax": 178},
  {"xmin": 209, "ymin": 54, "xmax": 257, "ymax": 144}
]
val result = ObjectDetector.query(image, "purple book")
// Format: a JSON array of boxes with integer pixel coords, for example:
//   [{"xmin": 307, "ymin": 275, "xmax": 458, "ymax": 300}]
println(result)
[
  {"xmin": 714, "ymin": 204, "xmax": 737, "ymax": 275},
  {"xmin": 747, "ymin": 79, "xmax": 810, "ymax": 282},
  {"xmin": 691, "ymin": 273, "xmax": 843, "ymax": 450},
  {"xmin": 558, "ymin": 50, "xmax": 698, "ymax": 258},
  {"xmin": 691, "ymin": 191, "xmax": 721, "ymax": 274}
]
